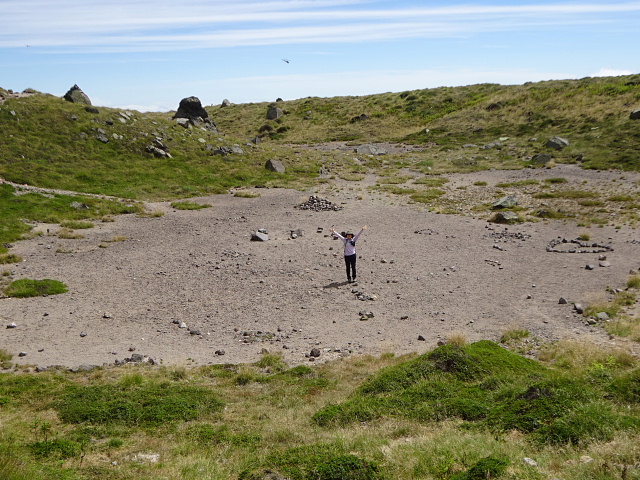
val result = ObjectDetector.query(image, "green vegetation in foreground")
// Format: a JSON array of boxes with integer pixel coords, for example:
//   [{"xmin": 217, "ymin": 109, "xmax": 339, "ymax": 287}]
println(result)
[
  {"xmin": 1, "ymin": 341, "xmax": 639, "ymax": 479},
  {"xmin": 312, "ymin": 341, "xmax": 640, "ymax": 447},
  {"xmin": 4, "ymin": 279, "xmax": 68, "ymax": 297}
]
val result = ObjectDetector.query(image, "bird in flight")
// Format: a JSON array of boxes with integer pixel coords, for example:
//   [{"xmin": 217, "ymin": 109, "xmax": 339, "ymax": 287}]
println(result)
[{"xmin": 282, "ymin": 58, "xmax": 289, "ymax": 64}]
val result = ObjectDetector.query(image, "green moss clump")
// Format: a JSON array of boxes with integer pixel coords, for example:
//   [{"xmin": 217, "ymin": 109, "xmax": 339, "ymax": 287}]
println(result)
[{"xmin": 4, "ymin": 279, "xmax": 68, "ymax": 297}]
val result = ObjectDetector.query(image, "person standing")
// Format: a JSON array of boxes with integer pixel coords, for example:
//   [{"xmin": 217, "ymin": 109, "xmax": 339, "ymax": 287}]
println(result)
[{"xmin": 330, "ymin": 225, "xmax": 367, "ymax": 283}]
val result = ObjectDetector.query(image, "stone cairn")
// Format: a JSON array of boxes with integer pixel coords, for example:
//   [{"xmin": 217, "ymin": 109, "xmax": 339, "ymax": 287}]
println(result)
[{"xmin": 294, "ymin": 195, "xmax": 343, "ymax": 212}]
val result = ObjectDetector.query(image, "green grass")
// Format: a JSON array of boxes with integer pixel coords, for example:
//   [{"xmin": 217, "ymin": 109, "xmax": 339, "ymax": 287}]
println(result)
[
  {"xmin": 0, "ymin": 341, "xmax": 639, "ymax": 479},
  {"xmin": 4, "ymin": 279, "xmax": 68, "ymax": 297},
  {"xmin": 0, "ymin": 253, "xmax": 23, "ymax": 264},
  {"xmin": 60, "ymin": 220, "xmax": 94, "ymax": 229},
  {"xmin": 312, "ymin": 341, "xmax": 640, "ymax": 447},
  {"xmin": 170, "ymin": 200, "xmax": 212, "ymax": 210}
]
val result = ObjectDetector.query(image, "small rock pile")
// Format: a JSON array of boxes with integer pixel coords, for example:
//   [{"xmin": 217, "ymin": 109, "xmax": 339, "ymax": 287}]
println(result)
[{"xmin": 294, "ymin": 195, "xmax": 343, "ymax": 212}]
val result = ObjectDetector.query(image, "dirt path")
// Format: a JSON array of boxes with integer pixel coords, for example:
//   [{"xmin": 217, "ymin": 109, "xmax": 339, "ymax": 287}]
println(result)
[{"xmin": 2, "ymin": 167, "xmax": 640, "ymax": 369}]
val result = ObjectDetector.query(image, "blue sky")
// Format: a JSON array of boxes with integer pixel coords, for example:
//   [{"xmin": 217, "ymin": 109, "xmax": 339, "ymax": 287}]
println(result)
[{"xmin": 1, "ymin": 0, "xmax": 639, "ymax": 112}]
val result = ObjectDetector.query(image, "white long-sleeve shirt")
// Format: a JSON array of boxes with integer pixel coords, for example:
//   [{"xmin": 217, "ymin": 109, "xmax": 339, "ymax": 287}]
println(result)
[{"xmin": 333, "ymin": 229, "xmax": 364, "ymax": 256}]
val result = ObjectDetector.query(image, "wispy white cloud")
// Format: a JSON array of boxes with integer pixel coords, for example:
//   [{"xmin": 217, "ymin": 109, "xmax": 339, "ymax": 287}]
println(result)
[
  {"xmin": 2, "ymin": 1, "xmax": 640, "ymax": 50},
  {"xmin": 592, "ymin": 68, "xmax": 635, "ymax": 77}
]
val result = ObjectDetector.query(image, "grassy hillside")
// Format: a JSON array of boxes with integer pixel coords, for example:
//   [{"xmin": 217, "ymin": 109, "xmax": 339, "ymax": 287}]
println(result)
[
  {"xmin": 1, "ymin": 340, "xmax": 639, "ymax": 480},
  {"xmin": 2, "ymin": 75, "xmax": 640, "ymax": 203}
]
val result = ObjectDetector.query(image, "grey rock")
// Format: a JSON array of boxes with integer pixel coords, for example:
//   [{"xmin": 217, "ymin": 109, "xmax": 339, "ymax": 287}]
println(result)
[
  {"xmin": 231, "ymin": 145, "xmax": 244, "ymax": 155},
  {"xmin": 189, "ymin": 329, "xmax": 202, "ymax": 335},
  {"xmin": 179, "ymin": 321, "xmax": 188, "ymax": 329},
  {"xmin": 546, "ymin": 136, "xmax": 569, "ymax": 150},
  {"xmin": 559, "ymin": 297, "xmax": 568, "ymax": 304},
  {"xmin": 214, "ymin": 350, "xmax": 225, "ymax": 355},
  {"xmin": 84, "ymin": 106, "xmax": 100, "ymax": 114},
  {"xmin": 266, "ymin": 105, "xmax": 283, "ymax": 120},
  {"xmin": 221, "ymin": 99, "xmax": 231, "ymax": 107},
  {"xmin": 585, "ymin": 264, "xmax": 596, "ymax": 270},
  {"xmin": 175, "ymin": 117, "xmax": 190, "ymax": 129},
  {"xmin": 265, "ymin": 159, "xmax": 286, "ymax": 173},
  {"xmin": 6, "ymin": 322, "xmax": 17, "ymax": 329},
  {"xmin": 417, "ymin": 335, "xmax": 426, "ymax": 341},
  {"xmin": 523, "ymin": 457, "xmax": 538, "ymax": 466},
  {"xmin": 356, "ymin": 144, "xmax": 388, "ymax": 155},
  {"xmin": 63, "ymin": 84, "xmax": 91, "ymax": 105},
  {"xmin": 173, "ymin": 96, "xmax": 217, "ymax": 132},
  {"xmin": 596, "ymin": 312, "xmax": 610, "ymax": 321},
  {"xmin": 18, "ymin": 352, "xmax": 27, "ymax": 357},
  {"xmin": 599, "ymin": 261, "xmax": 611, "ymax": 267},
  {"xmin": 95, "ymin": 133, "xmax": 109, "ymax": 143},
  {"xmin": 492, "ymin": 194, "xmax": 519, "ymax": 208},
  {"xmin": 492, "ymin": 211, "xmax": 519, "ymax": 223},
  {"xmin": 630, "ymin": 109, "xmax": 640, "ymax": 120},
  {"xmin": 574, "ymin": 303, "xmax": 584, "ymax": 314},
  {"xmin": 531, "ymin": 153, "xmax": 553, "ymax": 165},
  {"xmin": 80, "ymin": 331, "xmax": 87, "ymax": 337},
  {"xmin": 310, "ymin": 347, "xmax": 321, "ymax": 357},
  {"xmin": 251, "ymin": 232, "xmax": 269, "ymax": 242}
]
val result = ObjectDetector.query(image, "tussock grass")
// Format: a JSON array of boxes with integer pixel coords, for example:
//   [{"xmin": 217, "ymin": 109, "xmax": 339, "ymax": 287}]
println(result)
[
  {"xmin": 56, "ymin": 227, "xmax": 84, "ymax": 239},
  {"xmin": 0, "ymin": 254, "xmax": 23, "ymax": 264},
  {"xmin": 60, "ymin": 220, "xmax": 94, "ymax": 229},
  {"xmin": 234, "ymin": 191, "xmax": 261, "ymax": 198},
  {"xmin": 170, "ymin": 201, "xmax": 212, "ymax": 210}
]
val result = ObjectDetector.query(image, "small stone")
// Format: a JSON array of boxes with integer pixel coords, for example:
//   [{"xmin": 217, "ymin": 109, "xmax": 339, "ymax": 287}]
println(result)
[
  {"xmin": 189, "ymin": 329, "xmax": 202, "ymax": 335},
  {"xmin": 214, "ymin": 350, "xmax": 225, "ymax": 356},
  {"xmin": 179, "ymin": 322, "xmax": 187, "ymax": 329},
  {"xmin": 310, "ymin": 347, "xmax": 321, "ymax": 357},
  {"xmin": 6, "ymin": 322, "xmax": 17, "ymax": 329},
  {"xmin": 599, "ymin": 261, "xmax": 611, "ymax": 267},
  {"xmin": 523, "ymin": 457, "xmax": 538, "ymax": 466},
  {"xmin": 103, "ymin": 312, "xmax": 112, "ymax": 318},
  {"xmin": 80, "ymin": 331, "xmax": 87, "ymax": 337},
  {"xmin": 18, "ymin": 352, "xmax": 27, "ymax": 357},
  {"xmin": 417, "ymin": 335, "xmax": 426, "ymax": 341},
  {"xmin": 596, "ymin": 312, "xmax": 610, "ymax": 321},
  {"xmin": 580, "ymin": 455, "xmax": 594, "ymax": 464},
  {"xmin": 559, "ymin": 297, "xmax": 568, "ymax": 304},
  {"xmin": 574, "ymin": 303, "xmax": 584, "ymax": 314},
  {"xmin": 585, "ymin": 264, "xmax": 595, "ymax": 270}
]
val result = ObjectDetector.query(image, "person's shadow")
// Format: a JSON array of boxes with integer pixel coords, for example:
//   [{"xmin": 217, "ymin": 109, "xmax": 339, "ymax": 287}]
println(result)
[{"xmin": 322, "ymin": 281, "xmax": 350, "ymax": 289}]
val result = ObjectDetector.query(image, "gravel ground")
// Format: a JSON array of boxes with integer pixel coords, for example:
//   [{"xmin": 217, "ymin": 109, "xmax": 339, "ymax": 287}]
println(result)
[{"xmin": 2, "ymin": 165, "xmax": 640, "ymax": 369}]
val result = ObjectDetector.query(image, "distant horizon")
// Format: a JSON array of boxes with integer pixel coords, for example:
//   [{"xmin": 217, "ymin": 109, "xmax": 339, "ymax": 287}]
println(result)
[{"xmin": 4, "ymin": 71, "xmax": 639, "ymax": 114}]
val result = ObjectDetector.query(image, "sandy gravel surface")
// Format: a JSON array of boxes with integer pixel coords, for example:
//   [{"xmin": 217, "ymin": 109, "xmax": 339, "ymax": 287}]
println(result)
[{"xmin": 2, "ymin": 165, "xmax": 640, "ymax": 369}]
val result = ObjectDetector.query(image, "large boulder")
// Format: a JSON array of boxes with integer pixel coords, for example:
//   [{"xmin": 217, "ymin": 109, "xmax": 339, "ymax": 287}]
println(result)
[
  {"xmin": 266, "ymin": 105, "xmax": 283, "ymax": 120},
  {"xmin": 356, "ymin": 143, "xmax": 388, "ymax": 155},
  {"xmin": 265, "ymin": 159, "xmax": 286, "ymax": 173},
  {"xmin": 173, "ymin": 96, "xmax": 217, "ymax": 132},
  {"xmin": 546, "ymin": 136, "xmax": 569, "ymax": 150},
  {"xmin": 63, "ymin": 84, "xmax": 91, "ymax": 105},
  {"xmin": 531, "ymin": 153, "xmax": 553, "ymax": 166},
  {"xmin": 492, "ymin": 194, "xmax": 519, "ymax": 209},
  {"xmin": 174, "ymin": 96, "xmax": 208, "ymax": 120}
]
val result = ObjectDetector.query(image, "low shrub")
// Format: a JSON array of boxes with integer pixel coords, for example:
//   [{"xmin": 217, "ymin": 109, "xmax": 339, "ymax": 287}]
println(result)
[
  {"xmin": 450, "ymin": 456, "xmax": 509, "ymax": 480},
  {"xmin": 4, "ymin": 279, "xmax": 68, "ymax": 297},
  {"xmin": 54, "ymin": 383, "xmax": 224, "ymax": 427}
]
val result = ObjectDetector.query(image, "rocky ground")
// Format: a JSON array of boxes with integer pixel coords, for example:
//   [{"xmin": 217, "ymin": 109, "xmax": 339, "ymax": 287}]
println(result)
[{"xmin": 2, "ymin": 164, "xmax": 640, "ymax": 370}]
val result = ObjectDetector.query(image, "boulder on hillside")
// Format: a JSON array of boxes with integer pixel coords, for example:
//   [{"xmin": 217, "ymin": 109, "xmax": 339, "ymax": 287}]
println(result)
[
  {"xmin": 266, "ymin": 105, "xmax": 283, "ymax": 120},
  {"xmin": 546, "ymin": 136, "xmax": 569, "ymax": 150},
  {"xmin": 173, "ymin": 96, "xmax": 218, "ymax": 132},
  {"xmin": 220, "ymin": 99, "xmax": 231, "ymax": 107},
  {"xmin": 63, "ymin": 84, "xmax": 91, "ymax": 105},
  {"xmin": 531, "ymin": 153, "xmax": 553, "ymax": 166},
  {"xmin": 265, "ymin": 159, "xmax": 286, "ymax": 173},
  {"xmin": 630, "ymin": 109, "xmax": 640, "ymax": 120},
  {"xmin": 356, "ymin": 143, "xmax": 388, "ymax": 155}
]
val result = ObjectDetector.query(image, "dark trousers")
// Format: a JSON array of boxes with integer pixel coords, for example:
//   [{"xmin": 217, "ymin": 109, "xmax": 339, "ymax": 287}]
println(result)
[{"xmin": 344, "ymin": 254, "xmax": 357, "ymax": 280}]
